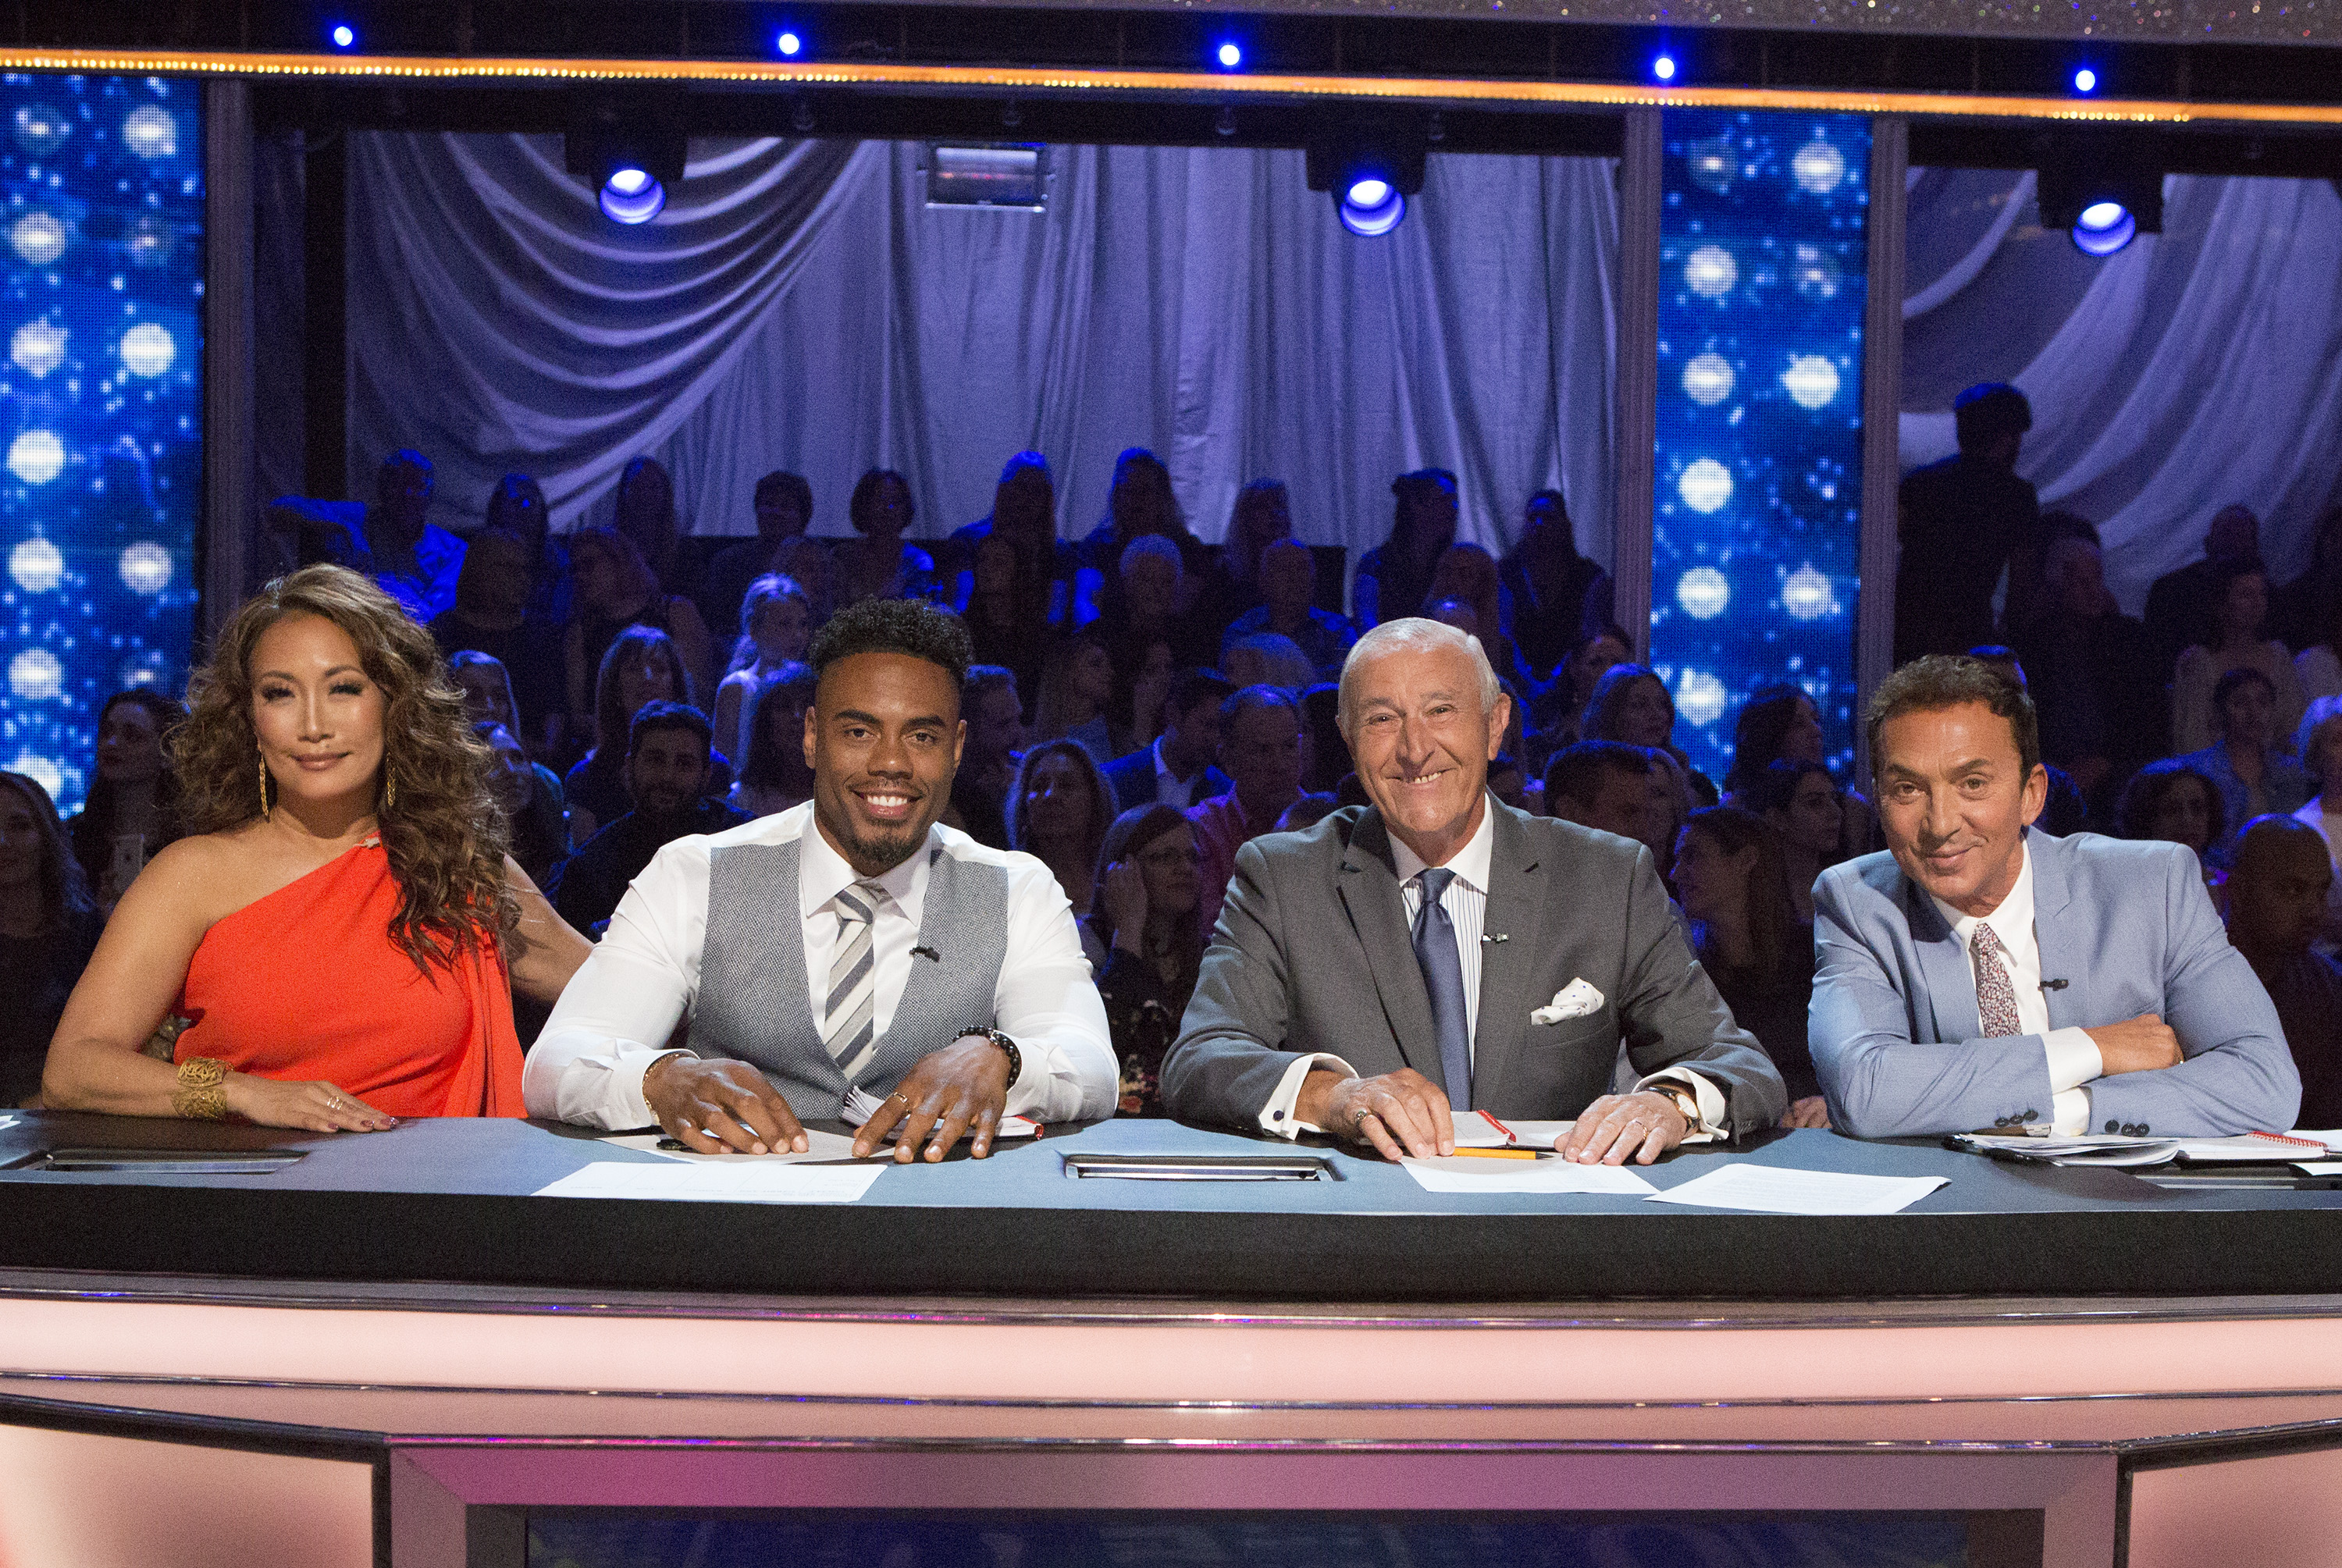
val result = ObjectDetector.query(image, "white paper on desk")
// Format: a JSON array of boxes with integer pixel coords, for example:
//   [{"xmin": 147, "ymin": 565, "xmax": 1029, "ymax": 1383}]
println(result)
[
  {"xmin": 534, "ymin": 1161, "xmax": 885, "ymax": 1204},
  {"xmin": 2293, "ymin": 1161, "xmax": 2342, "ymax": 1175},
  {"xmin": 1402, "ymin": 1156, "xmax": 1655, "ymax": 1196},
  {"xmin": 1646, "ymin": 1163, "xmax": 1946, "ymax": 1216},
  {"xmin": 603, "ymin": 1129, "xmax": 867, "ymax": 1165},
  {"xmin": 1450, "ymin": 1111, "xmax": 1576, "ymax": 1150}
]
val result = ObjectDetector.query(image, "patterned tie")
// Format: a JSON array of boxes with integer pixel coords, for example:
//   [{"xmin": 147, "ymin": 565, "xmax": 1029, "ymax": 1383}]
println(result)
[
  {"xmin": 1411, "ymin": 868, "xmax": 1474, "ymax": 1111},
  {"xmin": 1970, "ymin": 923, "xmax": 2025, "ymax": 1039},
  {"xmin": 822, "ymin": 880, "xmax": 886, "ymax": 1079}
]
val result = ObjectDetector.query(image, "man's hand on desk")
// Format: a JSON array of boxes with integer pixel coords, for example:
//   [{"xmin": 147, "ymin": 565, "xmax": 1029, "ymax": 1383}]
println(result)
[
  {"xmin": 852, "ymin": 1034, "xmax": 1012, "ymax": 1162},
  {"xmin": 1560, "ymin": 1090, "xmax": 1691, "ymax": 1165},
  {"xmin": 642, "ymin": 1055, "xmax": 809, "ymax": 1155},
  {"xmin": 2086, "ymin": 1014, "xmax": 2183, "ymax": 1076},
  {"xmin": 1297, "ymin": 1068, "xmax": 1454, "ymax": 1160}
]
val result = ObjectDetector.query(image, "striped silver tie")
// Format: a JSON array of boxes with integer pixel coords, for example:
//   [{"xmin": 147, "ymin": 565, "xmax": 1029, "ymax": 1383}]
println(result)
[{"xmin": 822, "ymin": 880, "xmax": 885, "ymax": 1079}]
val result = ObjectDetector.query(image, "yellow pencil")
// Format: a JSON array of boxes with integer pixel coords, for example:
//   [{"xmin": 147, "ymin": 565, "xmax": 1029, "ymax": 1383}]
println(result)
[{"xmin": 1448, "ymin": 1146, "xmax": 1538, "ymax": 1161}]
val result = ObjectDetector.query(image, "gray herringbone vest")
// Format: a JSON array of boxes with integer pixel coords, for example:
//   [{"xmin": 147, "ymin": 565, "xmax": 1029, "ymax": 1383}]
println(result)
[{"xmin": 696, "ymin": 834, "xmax": 1009, "ymax": 1118}]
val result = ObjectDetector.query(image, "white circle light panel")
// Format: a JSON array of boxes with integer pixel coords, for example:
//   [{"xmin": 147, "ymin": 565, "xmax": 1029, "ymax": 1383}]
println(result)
[
  {"xmin": 1682, "ymin": 354, "xmax": 1735, "ymax": 407},
  {"xmin": 9, "ymin": 537, "xmax": 64, "ymax": 592},
  {"xmin": 1677, "ymin": 458, "xmax": 1734, "ymax": 514},
  {"xmin": 1780, "ymin": 356, "xmax": 1842, "ymax": 410},
  {"xmin": 119, "ymin": 542, "xmax": 173, "ymax": 595},
  {"xmin": 118, "ymin": 322, "xmax": 175, "ymax": 378},
  {"xmin": 9, "ymin": 647, "xmax": 63, "ymax": 702},
  {"xmin": 1677, "ymin": 567, "xmax": 1732, "ymax": 620},
  {"xmin": 8, "ymin": 429, "xmax": 66, "ymax": 485},
  {"xmin": 1684, "ymin": 245, "xmax": 1739, "ymax": 298}
]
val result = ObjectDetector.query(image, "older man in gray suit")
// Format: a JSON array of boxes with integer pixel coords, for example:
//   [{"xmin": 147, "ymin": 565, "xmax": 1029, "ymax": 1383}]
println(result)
[
  {"xmin": 1812, "ymin": 656, "xmax": 2299, "ymax": 1140},
  {"xmin": 1162, "ymin": 619, "xmax": 1785, "ymax": 1164}
]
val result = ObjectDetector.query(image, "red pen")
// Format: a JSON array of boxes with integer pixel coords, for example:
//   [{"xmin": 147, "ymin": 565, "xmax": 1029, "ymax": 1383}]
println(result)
[{"xmin": 1478, "ymin": 1108, "xmax": 1518, "ymax": 1145}]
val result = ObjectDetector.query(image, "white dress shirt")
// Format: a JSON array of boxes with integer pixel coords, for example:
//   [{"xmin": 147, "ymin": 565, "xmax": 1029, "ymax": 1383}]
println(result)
[
  {"xmin": 1255, "ymin": 798, "xmax": 1725, "ymax": 1138},
  {"xmin": 525, "ymin": 803, "xmax": 1118, "ymax": 1129},
  {"xmin": 1926, "ymin": 839, "xmax": 2103, "ymax": 1134}
]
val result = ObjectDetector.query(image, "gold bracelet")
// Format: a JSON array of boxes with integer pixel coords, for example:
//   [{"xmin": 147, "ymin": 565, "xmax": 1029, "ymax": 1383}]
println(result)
[{"xmin": 173, "ymin": 1055, "xmax": 230, "ymax": 1121}]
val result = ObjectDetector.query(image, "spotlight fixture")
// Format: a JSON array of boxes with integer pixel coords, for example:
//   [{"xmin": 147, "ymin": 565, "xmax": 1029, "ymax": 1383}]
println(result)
[
  {"xmin": 2073, "ymin": 66, "xmax": 2098, "ymax": 93},
  {"xmin": 1215, "ymin": 40, "xmax": 1244, "ymax": 69},
  {"xmin": 565, "ymin": 125, "xmax": 687, "ymax": 227},
  {"xmin": 2037, "ymin": 159, "xmax": 2163, "ymax": 258},
  {"xmin": 328, "ymin": 22, "xmax": 357, "ymax": 49},
  {"xmin": 776, "ymin": 30, "xmax": 803, "ymax": 57},
  {"xmin": 1306, "ymin": 118, "xmax": 1428, "ymax": 240},
  {"xmin": 1653, "ymin": 53, "xmax": 1678, "ymax": 81}
]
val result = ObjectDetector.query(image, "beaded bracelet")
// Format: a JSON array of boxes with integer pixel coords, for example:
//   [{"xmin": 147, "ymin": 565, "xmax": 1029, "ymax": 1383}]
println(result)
[{"xmin": 173, "ymin": 1055, "xmax": 230, "ymax": 1121}]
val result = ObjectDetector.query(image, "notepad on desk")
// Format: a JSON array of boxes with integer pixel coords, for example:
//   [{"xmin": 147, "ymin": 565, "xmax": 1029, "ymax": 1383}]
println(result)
[
  {"xmin": 1951, "ymin": 1130, "xmax": 2341, "ymax": 1168},
  {"xmin": 1451, "ymin": 1109, "xmax": 1575, "ymax": 1150}
]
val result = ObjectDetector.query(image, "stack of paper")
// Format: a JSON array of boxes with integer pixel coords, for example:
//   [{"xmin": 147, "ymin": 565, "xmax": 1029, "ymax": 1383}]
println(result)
[
  {"xmin": 1952, "ymin": 1130, "xmax": 2342, "ymax": 1168},
  {"xmin": 1450, "ymin": 1110, "xmax": 1575, "ymax": 1149},
  {"xmin": 1646, "ymin": 1164, "xmax": 1948, "ymax": 1215},
  {"xmin": 534, "ymin": 1161, "xmax": 886, "ymax": 1204},
  {"xmin": 1401, "ymin": 1156, "xmax": 1654, "ymax": 1196}
]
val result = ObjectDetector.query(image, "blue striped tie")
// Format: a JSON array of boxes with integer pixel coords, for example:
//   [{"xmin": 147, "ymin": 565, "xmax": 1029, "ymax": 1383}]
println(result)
[{"xmin": 1411, "ymin": 868, "xmax": 1472, "ymax": 1111}]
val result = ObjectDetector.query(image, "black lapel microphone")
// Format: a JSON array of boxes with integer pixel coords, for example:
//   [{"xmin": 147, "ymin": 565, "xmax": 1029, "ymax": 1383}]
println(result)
[
  {"xmin": 911, "ymin": 944, "xmax": 941, "ymax": 962},
  {"xmin": 2041, "ymin": 978, "xmax": 2070, "ymax": 991}
]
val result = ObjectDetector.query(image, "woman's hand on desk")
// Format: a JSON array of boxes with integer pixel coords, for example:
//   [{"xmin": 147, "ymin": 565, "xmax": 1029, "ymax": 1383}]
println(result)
[
  {"xmin": 643, "ymin": 1055, "xmax": 808, "ymax": 1156},
  {"xmin": 227, "ymin": 1076, "xmax": 397, "ymax": 1133}
]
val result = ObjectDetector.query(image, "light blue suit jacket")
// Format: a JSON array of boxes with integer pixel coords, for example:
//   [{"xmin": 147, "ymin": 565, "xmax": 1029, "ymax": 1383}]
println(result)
[{"xmin": 1810, "ymin": 829, "xmax": 2300, "ymax": 1139}]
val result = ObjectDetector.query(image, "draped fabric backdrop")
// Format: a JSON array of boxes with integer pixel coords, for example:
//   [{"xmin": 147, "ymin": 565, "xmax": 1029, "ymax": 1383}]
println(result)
[
  {"xmin": 343, "ymin": 134, "xmax": 1622, "ymax": 572},
  {"xmin": 1900, "ymin": 170, "xmax": 2342, "ymax": 611}
]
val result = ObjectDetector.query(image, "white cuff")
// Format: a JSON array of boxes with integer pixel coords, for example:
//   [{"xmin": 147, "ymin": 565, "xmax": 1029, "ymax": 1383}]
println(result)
[
  {"xmin": 1259, "ymin": 1054, "xmax": 1358, "ymax": 1139},
  {"xmin": 626, "ymin": 1047, "xmax": 695, "ymax": 1129},
  {"xmin": 2043, "ymin": 1027, "xmax": 2103, "ymax": 1093},
  {"xmin": 2051, "ymin": 1086, "xmax": 2092, "ymax": 1136},
  {"xmin": 1634, "ymin": 1067, "xmax": 1728, "ymax": 1143}
]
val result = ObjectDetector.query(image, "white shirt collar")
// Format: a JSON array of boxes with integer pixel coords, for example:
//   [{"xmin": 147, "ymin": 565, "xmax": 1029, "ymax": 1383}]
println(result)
[
  {"xmin": 796, "ymin": 805, "xmax": 934, "ymax": 923},
  {"xmin": 1389, "ymin": 795, "xmax": 1498, "ymax": 894},
  {"xmin": 1151, "ymin": 734, "xmax": 1175, "ymax": 781},
  {"xmin": 1927, "ymin": 837, "xmax": 2034, "ymax": 949}
]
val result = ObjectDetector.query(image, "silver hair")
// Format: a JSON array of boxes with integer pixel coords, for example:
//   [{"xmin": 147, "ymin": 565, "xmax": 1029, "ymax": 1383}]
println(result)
[
  {"xmin": 1337, "ymin": 617, "xmax": 1502, "ymax": 738},
  {"xmin": 1118, "ymin": 534, "xmax": 1183, "ymax": 579}
]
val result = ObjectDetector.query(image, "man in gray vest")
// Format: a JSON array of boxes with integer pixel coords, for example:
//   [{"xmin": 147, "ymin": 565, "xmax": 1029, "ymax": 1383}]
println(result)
[{"xmin": 526, "ymin": 599, "xmax": 1117, "ymax": 1161}]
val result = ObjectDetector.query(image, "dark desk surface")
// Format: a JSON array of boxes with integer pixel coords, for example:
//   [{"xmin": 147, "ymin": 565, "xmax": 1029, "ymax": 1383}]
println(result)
[{"xmin": 0, "ymin": 1111, "xmax": 2336, "ymax": 1302}]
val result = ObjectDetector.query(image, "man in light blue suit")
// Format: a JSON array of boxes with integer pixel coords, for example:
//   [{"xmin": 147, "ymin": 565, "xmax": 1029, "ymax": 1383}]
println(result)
[{"xmin": 1812, "ymin": 656, "xmax": 2299, "ymax": 1140}]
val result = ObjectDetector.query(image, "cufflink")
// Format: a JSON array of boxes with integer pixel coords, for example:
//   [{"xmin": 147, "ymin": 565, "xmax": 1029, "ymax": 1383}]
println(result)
[
  {"xmin": 2105, "ymin": 1119, "xmax": 2120, "ymax": 1133},
  {"xmin": 1272, "ymin": 1110, "xmax": 1285, "ymax": 1122},
  {"xmin": 1993, "ymin": 1116, "xmax": 2010, "ymax": 1127}
]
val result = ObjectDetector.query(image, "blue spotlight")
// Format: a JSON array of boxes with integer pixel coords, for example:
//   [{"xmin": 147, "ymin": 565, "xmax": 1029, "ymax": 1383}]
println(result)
[
  {"xmin": 2070, "ymin": 199, "xmax": 2135, "ymax": 256},
  {"xmin": 1653, "ymin": 53, "xmax": 1678, "ymax": 81},
  {"xmin": 777, "ymin": 30, "xmax": 803, "ymax": 56},
  {"xmin": 328, "ymin": 22, "xmax": 357, "ymax": 49},
  {"xmin": 599, "ymin": 166, "xmax": 667, "ymax": 225},
  {"xmin": 2073, "ymin": 66, "xmax": 2098, "ymax": 93},
  {"xmin": 1338, "ymin": 176, "xmax": 1406, "ymax": 237},
  {"xmin": 1215, "ymin": 40, "xmax": 1244, "ymax": 69}
]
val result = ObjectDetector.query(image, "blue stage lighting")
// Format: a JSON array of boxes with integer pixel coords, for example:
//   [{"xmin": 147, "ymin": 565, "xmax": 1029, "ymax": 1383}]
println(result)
[
  {"xmin": 329, "ymin": 22, "xmax": 357, "ymax": 49},
  {"xmin": 1338, "ymin": 177, "xmax": 1405, "ymax": 237},
  {"xmin": 599, "ymin": 167, "xmax": 666, "ymax": 225},
  {"xmin": 1653, "ymin": 53, "xmax": 1678, "ymax": 81},
  {"xmin": 777, "ymin": 30, "xmax": 803, "ymax": 56},
  {"xmin": 2070, "ymin": 199, "xmax": 2135, "ymax": 256},
  {"xmin": 1215, "ymin": 41, "xmax": 1244, "ymax": 69},
  {"xmin": 2073, "ymin": 66, "xmax": 2098, "ymax": 92}
]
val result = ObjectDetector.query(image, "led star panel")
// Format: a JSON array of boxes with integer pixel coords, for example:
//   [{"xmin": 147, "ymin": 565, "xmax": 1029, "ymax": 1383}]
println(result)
[
  {"xmin": 0, "ymin": 73, "xmax": 202, "ymax": 817},
  {"xmin": 1650, "ymin": 108, "xmax": 1867, "ymax": 787}
]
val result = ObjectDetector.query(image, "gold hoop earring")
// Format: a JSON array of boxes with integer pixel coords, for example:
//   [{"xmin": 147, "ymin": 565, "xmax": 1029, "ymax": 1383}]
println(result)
[
  {"xmin": 257, "ymin": 750, "xmax": 272, "ymax": 820},
  {"xmin": 382, "ymin": 768, "xmax": 396, "ymax": 815}
]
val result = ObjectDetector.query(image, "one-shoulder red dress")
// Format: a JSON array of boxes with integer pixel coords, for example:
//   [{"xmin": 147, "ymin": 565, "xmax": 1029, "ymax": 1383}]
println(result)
[{"xmin": 172, "ymin": 841, "xmax": 525, "ymax": 1118}]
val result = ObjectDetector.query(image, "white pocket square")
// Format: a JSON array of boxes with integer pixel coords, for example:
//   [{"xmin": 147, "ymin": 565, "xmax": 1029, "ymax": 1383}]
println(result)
[{"xmin": 1532, "ymin": 979, "xmax": 1604, "ymax": 1025}]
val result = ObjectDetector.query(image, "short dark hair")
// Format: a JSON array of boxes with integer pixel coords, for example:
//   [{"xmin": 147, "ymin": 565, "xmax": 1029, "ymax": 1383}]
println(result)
[
  {"xmin": 847, "ymin": 468, "xmax": 913, "ymax": 533},
  {"xmin": 1169, "ymin": 667, "xmax": 1237, "ymax": 721},
  {"xmin": 753, "ymin": 469, "xmax": 813, "ymax": 517},
  {"xmin": 963, "ymin": 663, "xmax": 1019, "ymax": 710},
  {"xmin": 809, "ymin": 597, "xmax": 973, "ymax": 690},
  {"xmin": 1953, "ymin": 382, "xmax": 2032, "ymax": 451},
  {"xmin": 2212, "ymin": 663, "xmax": 2278, "ymax": 713},
  {"xmin": 627, "ymin": 699, "xmax": 714, "ymax": 759},
  {"xmin": 1543, "ymin": 739, "xmax": 1653, "ymax": 808},
  {"xmin": 2118, "ymin": 763, "xmax": 2226, "ymax": 846},
  {"xmin": 1867, "ymin": 655, "xmax": 2040, "ymax": 780},
  {"xmin": 1748, "ymin": 757, "xmax": 1835, "ymax": 817}
]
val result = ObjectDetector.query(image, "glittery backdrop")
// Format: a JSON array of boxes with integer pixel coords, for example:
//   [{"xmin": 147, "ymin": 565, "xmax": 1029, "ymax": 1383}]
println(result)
[
  {"xmin": 1650, "ymin": 108, "xmax": 1868, "ymax": 786},
  {"xmin": 0, "ymin": 73, "xmax": 203, "ymax": 818}
]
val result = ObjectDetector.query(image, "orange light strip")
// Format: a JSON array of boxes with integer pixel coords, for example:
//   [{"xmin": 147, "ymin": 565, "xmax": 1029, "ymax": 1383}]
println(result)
[{"xmin": 5, "ymin": 45, "xmax": 2342, "ymax": 126}]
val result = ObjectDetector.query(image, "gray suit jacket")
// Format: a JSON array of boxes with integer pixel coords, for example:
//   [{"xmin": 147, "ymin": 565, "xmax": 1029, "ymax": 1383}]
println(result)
[
  {"xmin": 1161, "ymin": 802, "xmax": 1788, "ymax": 1131},
  {"xmin": 1810, "ymin": 828, "xmax": 2301, "ymax": 1138}
]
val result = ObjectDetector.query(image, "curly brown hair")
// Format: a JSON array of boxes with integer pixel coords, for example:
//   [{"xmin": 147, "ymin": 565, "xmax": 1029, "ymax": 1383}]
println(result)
[{"xmin": 174, "ymin": 564, "xmax": 518, "ymax": 972}]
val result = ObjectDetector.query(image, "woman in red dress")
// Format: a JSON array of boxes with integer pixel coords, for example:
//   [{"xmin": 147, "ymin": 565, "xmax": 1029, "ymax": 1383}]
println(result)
[{"xmin": 44, "ymin": 565, "xmax": 589, "ymax": 1127}]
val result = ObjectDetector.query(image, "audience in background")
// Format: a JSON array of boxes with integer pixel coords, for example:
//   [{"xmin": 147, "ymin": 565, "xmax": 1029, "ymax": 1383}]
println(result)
[
  {"xmin": 1276, "ymin": 793, "xmax": 1340, "ymax": 833},
  {"xmin": 2, "ymin": 770, "xmax": 102, "ymax": 1107},
  {"xmin": 1297, "ymin": 683, "xmax": 1350, "ymax": 796},
  {"xmin": 1749, "ymin": 759, "xmax": 1842, "ymax": 923},
  {"xmin": 1353, "ymin": 468, "xmax": 1458, "ymax": 628},
  {"xmin": 1543, "ymin": 741, "xmax": 1656, "ymax": 847},
  {"xmin": 1499, "ymin": 489, "xmax": 1611, "ymax": 684},
  {"xmin": 1894, "ymin": 383, "xmax": 2038, "ymax": 664},
  {"xmin": 69, "ymin": 688, "xmax": 187, "ymax": 907},
  {"xmin": 476, "ymin": 721, "xmax": 571, "ymax": 890},
  {"xmin": 728, "ymin": 665, "xmax": 819, "ymax": 820},
  {"xmin": 1486, "ymin": 752, "xmax": 1528, "ymax": 812},
  {"xmin": 1204, "ymin": 479, "xmax": 1294, "ymax": 633},
  {"xmin": 1219, "ymin": 539, "xmax": 1354, "ymax": 678},
  {"xmin": 950, "ymin": 452, "xmax": 1077, "ymax": 619},
  {"xmin": 613, "ymin": 456, "xmax": 688, "ymax": 599},
  {"xmin": 2014, "ymin": 532, "xmax": 2161, "ymax": 798},
  {"xmin": 2145, "ymin": 503, "xmax": 2260, "ymax": 679},
  {"xmin": 1102, "ymin": 668, "xmax": 1233, "ymax": 813},
  {"xmin": 432, "ymin": 532, "xmax": 565, "ymax": 756},
  {"xmin": 1222, "ymin": 632, "xmax": 1318, "ymax": 694},
  {"xmin": 949, "ymin": 665, "xmax": 1026, "ymax": 849},
  {"xmin": 1426, "ymin": 543, "xmax": 1518, "ymax": 680},
  {"xmin": 2174, "ymin": 667, "xmax": 2312, "ymax": 862},
  {"xmin": 1582, "ymin": 663, "xmax": 1678, "ymax": 754},
  {"xmin": 565, "ymin": 625, "xmax": 697, "ymax": 844},
  {"xmin": 699, "ymin": 470, "xmax": 813, "ymax": 638},
  {"xmin": 1009, "ymin": 738, "xmax": 1116, "ymax": 914},
  {"xmin": 482, "ymin": 472, "xmax": 566, "ymax": 628},
  {"xmin": 713, "ymin": 574, "xmax": 814, "ymax": 762},
  {"xmin": 2293, "ymin": 573, "xmax": 2342, "ymax": 713},
  {"xmin": 2172, "ymin": 557, "xmax": 2305, "ymax": 755},
  {"xmin": 962, "ymin": 532, "xmax": 1054, "ymax": 707},
  {"xmin": 2289, "ymin": 695, "xmax": 2342, "ymax": 950},
  {"xmin": 2120, "ymin": 762, "xmax": 2228, "ymax": 896},
  {"xmin": 2224, "ymin": 816, "xmax": 2342, "ymax": 1129},
  {"xmin": 1082, "ymin": 804, "xmax": 1205, "ymax": 1115},
  {"xmin": 551, "ymin": 702, "xmax": 747, "ymax": 937},
  {"xmin": 1032, "ymin": 626, "xmax": 1119, "ymax": 762},
  {"xmin": 1102, "ymin": 534, "xmax": 1212, "ymax": 674},
  {"xmin": 836, "ymin": 468, "xmax": 935, "ymax": 606},
  {"xmin": 1673, "ymin": 806, "xmax": 1824, "ymax": 1126},
  {"xmin": 1721, "ymin": 685, "xmax": 1825, "ymax": 805},
  {"xmin": 2276, "ymin": 503, "xmax": 2342, "ymax": 656},
  {"xmin": 1188, "ymin": 684, "xmax": 1306, "ymax": 935},
  {"xmin": 361, "ymin": 448, "xmax": 469, "ymax": 624},
  {"xmin": 1965, "ymin": 646, "xmax": 2089, "ymax": 838},
  {"xmin": 1530, "ymin": 626, "xmax": 1632, "ymax": 748},
  {"xmin": 1117, "ymin": 639, "xmax": 1178, "ymax": 761},
  {"xmin": 563, "ymin": 524, "xmax": 715, "ymax": 739},
  {"xmin": 1085, "ymin": 448, "xmax": 1208, "ymax": 578}
]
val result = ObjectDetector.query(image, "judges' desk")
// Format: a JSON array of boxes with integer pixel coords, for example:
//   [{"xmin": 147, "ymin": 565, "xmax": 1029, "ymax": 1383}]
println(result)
[{"xmin": 2, "ymin": 1112, "xmax": 2340, "ymax": 1568}]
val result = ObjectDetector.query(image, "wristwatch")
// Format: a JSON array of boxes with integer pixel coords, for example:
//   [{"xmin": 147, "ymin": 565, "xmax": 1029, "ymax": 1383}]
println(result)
[
  {"xmin": 958, "ymin": 1027, "xmax": 1023, "ymax": 1090},
  {"xmin": 1639, "ymin": 1079, "xmax": 1700, "ymax": 1125}
]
